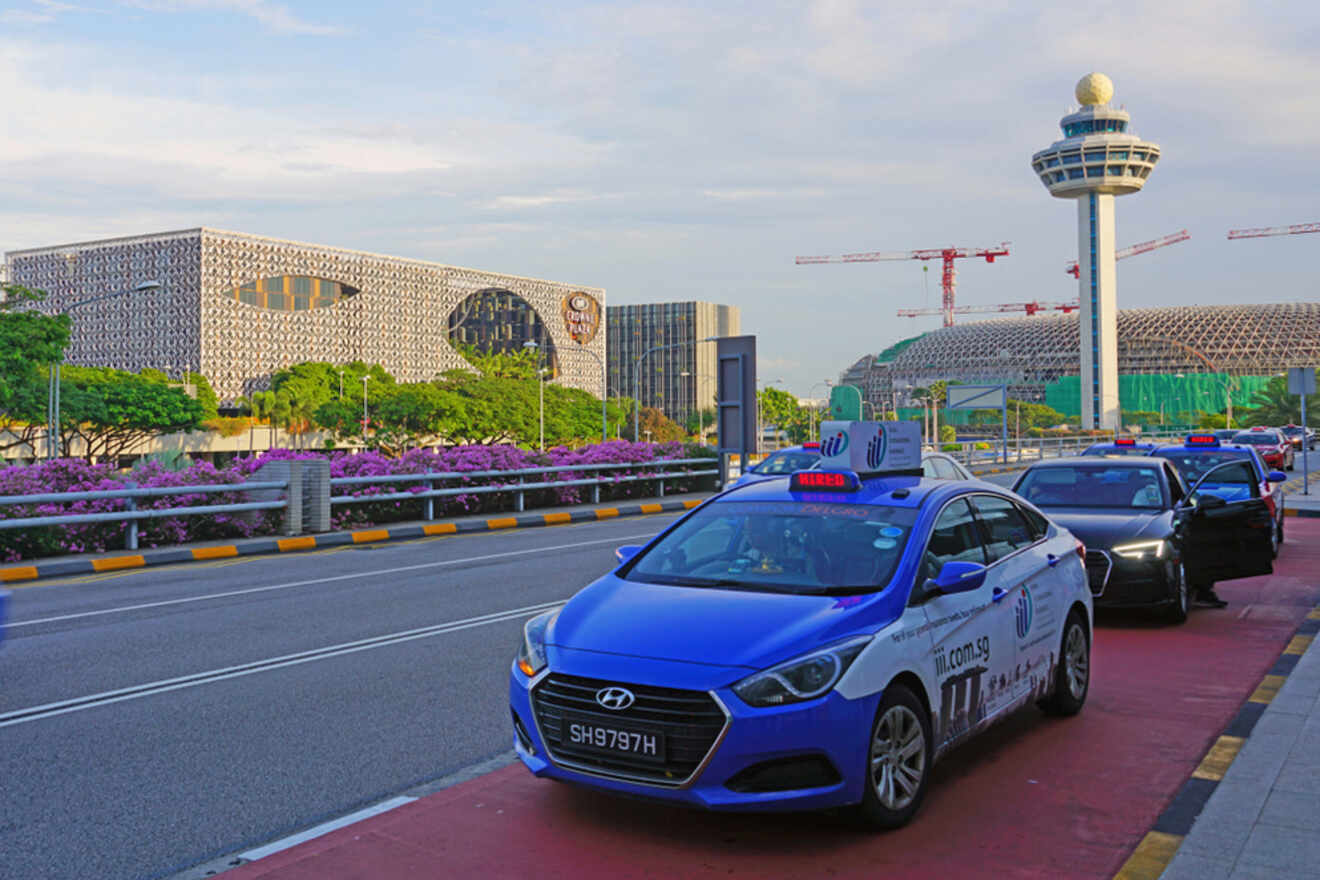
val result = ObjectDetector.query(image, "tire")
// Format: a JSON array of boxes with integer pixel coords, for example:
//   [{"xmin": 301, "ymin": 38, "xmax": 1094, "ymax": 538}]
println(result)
[
  {"xmin": 1275, "ymin": 516, "xmax": 1284, "ymax": 554},
  {"xmin": 1164, "ymin": 561, "xmax": 1189, "ymax": 624},
  {"xmin": 857, "ymin": 683, "xmax": 932, "ymax": 830},
  {"xmin": 1041, "ymin": 611, "xmax": 1090, "ymax": 716}
]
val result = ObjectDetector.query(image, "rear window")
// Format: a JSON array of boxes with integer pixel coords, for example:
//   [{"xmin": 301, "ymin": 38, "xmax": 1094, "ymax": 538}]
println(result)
[
  {"xmin": 1015, "ymin": 464, "xmax": 1165, "ymax": 509},
  {"xmin": 753, "ymin": 451, "xmax": 819, "ymax": 475},
  {"xmin": 1231, "ymin": 433, "xmax": 1277, "ymax": 446}
]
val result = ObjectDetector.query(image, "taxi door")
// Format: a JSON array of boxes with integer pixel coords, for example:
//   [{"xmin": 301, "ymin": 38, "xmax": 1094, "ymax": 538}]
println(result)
[
  {"xmin": 1184, "ymin": 459, "xmax": 1274, "ymax": 583},
  {"xmin": 914, "ymin": 498, "xmax": 1016, "ymax": 751},
  {"xmin": 967, "ymin": 494, "xmax": 1064, "ymax": 705}
]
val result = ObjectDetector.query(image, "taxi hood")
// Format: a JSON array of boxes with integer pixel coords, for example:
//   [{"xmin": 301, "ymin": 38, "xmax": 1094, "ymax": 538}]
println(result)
[
  {"xmin": 1041, "ymin": 507, "xmax": 1171, "ymax": 550},
  {"xmin": 548, "ymin": 574, "xmax": 901, "ymax": 672}
]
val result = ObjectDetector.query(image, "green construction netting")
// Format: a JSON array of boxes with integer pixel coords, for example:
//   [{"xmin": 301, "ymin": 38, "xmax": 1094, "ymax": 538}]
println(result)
[
  {"xmin": 1044, "ymin": 373, "xmax": 1271, "ymax": 418},
  {"xmin": 875, "ymin": 333, "xmax": 928, "ymax": 365}
]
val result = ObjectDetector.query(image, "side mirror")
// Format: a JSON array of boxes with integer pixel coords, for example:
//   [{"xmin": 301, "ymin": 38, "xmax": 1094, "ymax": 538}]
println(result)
[
  {"xmin": 1190, "ymin": 493, "xmax": 1228, "ymax": 511},
  {"xmin": 615, "ymin": 544, "xmax": 643, "ymax": 564},
  {"xmin": 1267, "ymin": 470, "xmax": 1287, "ymax": 483},
  {"xmin": 926, "ymin": 561, "xmax": 987, "ymax": 595}
]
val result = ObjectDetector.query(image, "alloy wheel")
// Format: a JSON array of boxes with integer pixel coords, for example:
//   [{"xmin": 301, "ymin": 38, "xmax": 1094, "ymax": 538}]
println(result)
[
  {"xmin": 1064, "ymin": 624, "xmax": 1089, "ymax": 700},
  {"xmin": 870, "ymin": 704, "xmax": 926, "ymax": 811}
]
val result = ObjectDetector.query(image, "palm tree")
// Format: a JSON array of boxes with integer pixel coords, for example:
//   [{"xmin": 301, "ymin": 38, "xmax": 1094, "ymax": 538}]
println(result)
[{"xmin": 1241, "ymin": 376, "xmax": 1318, "ymax": 427}]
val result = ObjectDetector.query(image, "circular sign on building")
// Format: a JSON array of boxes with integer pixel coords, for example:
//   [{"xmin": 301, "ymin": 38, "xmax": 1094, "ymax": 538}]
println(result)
[{"xmin": 561, "ymin": 292, "xmax": 601, "ymax": 345}]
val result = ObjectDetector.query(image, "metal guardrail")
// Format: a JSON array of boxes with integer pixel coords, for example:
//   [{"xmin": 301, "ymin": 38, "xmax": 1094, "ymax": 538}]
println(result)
[
  {"xmin": 0, "ymin": 481, "xmax": 289, "ymax": 550},
  {"xmin": 330, "ymin": 459, "xmax": 719, "ymax": 518}
]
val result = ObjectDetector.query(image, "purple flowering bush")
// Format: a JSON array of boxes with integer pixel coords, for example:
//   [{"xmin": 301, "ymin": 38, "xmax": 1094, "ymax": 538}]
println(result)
[{"xmin": 0, "ymin": 441, "xmax": 716, "ymax": 562}]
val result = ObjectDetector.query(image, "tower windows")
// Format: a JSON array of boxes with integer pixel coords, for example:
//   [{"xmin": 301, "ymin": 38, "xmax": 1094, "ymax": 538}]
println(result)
[{"xmin": 228, "ymin": 275, "xmax": 358, "ymax": 311}]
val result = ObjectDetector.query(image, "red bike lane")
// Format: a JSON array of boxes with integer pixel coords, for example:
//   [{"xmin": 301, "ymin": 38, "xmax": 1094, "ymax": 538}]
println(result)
[{"xmin": 224, "ymin": 520, "xmax": 1320, "ymax": 880}]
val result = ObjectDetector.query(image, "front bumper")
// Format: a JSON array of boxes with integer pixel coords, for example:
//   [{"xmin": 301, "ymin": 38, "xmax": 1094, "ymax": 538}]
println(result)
[
  {"xmin": 509, "ymin": 665, "xmax": 877, "ymax": 812},
  {"xmin": 1091, "ymin": 555, "xmax": 1180, "ymax": 609}
]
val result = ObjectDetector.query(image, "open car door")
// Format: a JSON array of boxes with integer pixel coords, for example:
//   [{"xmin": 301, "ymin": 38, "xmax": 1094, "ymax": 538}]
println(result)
[{"xmin": 1182, "ymin": 460, "xmax": 1274, "ymax": 584}]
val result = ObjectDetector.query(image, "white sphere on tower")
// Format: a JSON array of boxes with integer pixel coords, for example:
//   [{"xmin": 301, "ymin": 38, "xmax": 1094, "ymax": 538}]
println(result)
[{"xmin": 1075, "ymin": 72, "xmax": 1114, "ymax": 106}]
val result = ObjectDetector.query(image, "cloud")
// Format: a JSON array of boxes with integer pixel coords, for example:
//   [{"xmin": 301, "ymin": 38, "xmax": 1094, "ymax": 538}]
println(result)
[
  {"xmin": 121, "ymin": 0, "xmax": 346, "ymax": 35},
  {"xmin": 1, "ymin": 0, "xmax": 102, "ymax": 24}
]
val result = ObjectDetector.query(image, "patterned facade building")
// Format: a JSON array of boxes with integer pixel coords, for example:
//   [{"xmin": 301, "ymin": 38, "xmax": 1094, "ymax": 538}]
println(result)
[
  {"xmin": 5, "ymin": 229, "xmax": 606, "ymax": 402},
  {"xmin": 607, "ymin": 301, "xmax": 740, "ymax": 425}
]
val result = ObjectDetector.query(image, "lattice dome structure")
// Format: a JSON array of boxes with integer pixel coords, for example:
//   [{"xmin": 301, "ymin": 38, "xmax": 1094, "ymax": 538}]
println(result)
[{"xmin": 846, "ymin": 303, "xmax": 1320, "ymax": 410}]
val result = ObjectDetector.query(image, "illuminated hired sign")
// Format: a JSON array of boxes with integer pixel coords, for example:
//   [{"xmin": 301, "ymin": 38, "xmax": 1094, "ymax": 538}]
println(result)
[
  {"xmin": 1185, "ymin": 434, "xmax": 1220, "ymax": 446},
  {"xmin": 790, "ymin": 471, "xmax": 859, "ymax": 492},
  {"xmin": 561, "ymin": 292, "xmax": 602, "ymax": 345}
]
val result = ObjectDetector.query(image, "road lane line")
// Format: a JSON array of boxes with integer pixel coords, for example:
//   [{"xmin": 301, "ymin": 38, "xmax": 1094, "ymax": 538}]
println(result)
[
  {"xmin": 237, "ymin": 796, "xmax": 417, "ymax": 862},
  {"xmin": 0, "ymin": 600, "xmax": 564, "ymax": 729},
  {"xmin": 8, "ymin": 529, "xmax": 665, "ymax": 629}
]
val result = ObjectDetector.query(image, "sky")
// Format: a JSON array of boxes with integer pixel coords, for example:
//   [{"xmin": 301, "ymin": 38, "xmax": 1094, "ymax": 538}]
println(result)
[{"xmin": 2, "ymin": 0, "xmax": 1318, "ymax": 397}]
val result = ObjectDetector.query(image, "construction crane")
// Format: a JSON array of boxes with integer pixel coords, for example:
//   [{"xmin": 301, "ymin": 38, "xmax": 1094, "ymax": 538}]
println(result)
[
  {"xmin": 1065, "ymin": 229, "xmax": 1190, "ymax": 277},
  {"xmin": 897, "ymin": 300, "xmax": 1077, "ymax": 319},
  {"xmin": 1226, "ymin": 222, "xmax": 1320, "ymax": 240},
  {"xmin": 796, "ymin": 243, "xmax": 1010, "ymax": 328}
]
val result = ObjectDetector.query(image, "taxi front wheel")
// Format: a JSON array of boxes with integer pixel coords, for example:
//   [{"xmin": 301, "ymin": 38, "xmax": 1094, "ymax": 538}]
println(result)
[
  {"xmin": 1040, "ymin": 611, "xmax": 1090, "ymax": 716},
  {"xmin": 857, "ymin": 683, "xmax": 932, "ymax": 830}
]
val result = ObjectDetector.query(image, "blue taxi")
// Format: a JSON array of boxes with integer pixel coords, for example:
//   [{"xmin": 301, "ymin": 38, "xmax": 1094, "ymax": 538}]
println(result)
[
  {"xmin": 510, "ymin": 422, "xmax": 1092, "ymax": 829},
  {"xmin": 1081, "ymin": 437, "xmax": 1158, "ymax": 456},
  {"xmin": 728, "ymin": 442, "xmax": 821, "ymax": 488},
  {"xmin": 1153, "ymin": 433, "xmax": 1287, "ymax": 556}
]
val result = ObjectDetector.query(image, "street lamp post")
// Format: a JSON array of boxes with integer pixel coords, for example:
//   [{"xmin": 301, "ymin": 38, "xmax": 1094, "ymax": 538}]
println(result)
[
  {"xmin": 633, "ymin": 335, "xmax": 724, "ymax": 443},
  {"xmin": 523, "ymin": 340, "xmax": 546, "ymax": 451},
  {"xmin": 809, "ymin": 380, "xmax": 833, "ymax": 438},
  {"xmin": 338, "ymin": 369, "xmax": 345, "ymax": 401},
  {"xmin": 48, "ymin": 279, "xmax": 162, "ymax": 459},
  {"xmin": 361, "ymin": 375, "xmax": 369, "ymax": 448}
]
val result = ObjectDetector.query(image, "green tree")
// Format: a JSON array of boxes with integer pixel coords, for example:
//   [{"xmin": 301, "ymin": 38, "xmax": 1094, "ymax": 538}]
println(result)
[
  {"xmin": 1241, "ymin": 376, "xmax": 1319, "ymax": 427},
  {"xmin": 0, "ymin": 285, "xmax": 71, "ymax": 453},
  {"xmin": 57, "ymin": 366, "xmax": 206, "ymax": 461},
  {"xmin": 638, "ymin": 407, "xmax": 685, "ymax": 443},
  {"xmin": 452, "ymin": 343, "xmax": 542, "ymax": 380}
]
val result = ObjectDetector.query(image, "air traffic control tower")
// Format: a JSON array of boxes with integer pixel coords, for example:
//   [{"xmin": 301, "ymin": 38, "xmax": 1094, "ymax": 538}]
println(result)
[{"xmin": 1032, "ymin": 73, "xmax": 1161, "ymax": 430}]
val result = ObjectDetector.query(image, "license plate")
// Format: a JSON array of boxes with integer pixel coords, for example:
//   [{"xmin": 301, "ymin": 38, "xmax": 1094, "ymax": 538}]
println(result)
[{"xmin": 561, "ymin": 713, "xmax": 665, "ymax": 763}]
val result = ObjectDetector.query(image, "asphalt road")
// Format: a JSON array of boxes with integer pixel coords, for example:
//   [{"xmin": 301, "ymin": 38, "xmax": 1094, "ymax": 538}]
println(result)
[{"xmin": 0, "ymin": 514, "xmax": 687, "ymax": 880}]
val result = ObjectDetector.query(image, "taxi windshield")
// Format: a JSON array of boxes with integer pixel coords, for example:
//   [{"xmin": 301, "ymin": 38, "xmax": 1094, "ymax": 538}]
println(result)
[
  {"xmin": 624, "ymin": 501, "xmax": 918, "ymax": 595},
  {"xmin": 1163, "ymin": 450, "xmax": 1254, "ymax": 484},
  {"xmin": 752, "ymin": 450, "xmax": 820, "ymax": 475},
  {"xmin": 1016, "ymin": 465, "xmax": 1165, "ymax": 509}
]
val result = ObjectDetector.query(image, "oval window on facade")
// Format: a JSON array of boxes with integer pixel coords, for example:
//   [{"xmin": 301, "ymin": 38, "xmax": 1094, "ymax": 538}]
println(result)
[{"xmin": 229, "ymin": 276, "xmax": 358, "ymax": 311}]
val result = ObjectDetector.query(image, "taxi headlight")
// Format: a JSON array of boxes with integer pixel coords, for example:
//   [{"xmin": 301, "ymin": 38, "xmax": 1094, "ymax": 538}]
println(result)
[
  {"xmin": 515, "ymin": 609, "xmax": 559, "ymax": 677},
  {"xmin": 1111, "ymin": 539, "xmax": 1168, "ymax": 561},
  {"xmin": 732, "ymin": 636, "xmax": 871, "ymax": 707}
]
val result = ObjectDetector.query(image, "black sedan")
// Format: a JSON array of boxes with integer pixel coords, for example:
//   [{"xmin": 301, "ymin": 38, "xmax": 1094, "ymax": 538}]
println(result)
[{"xmin": 1012, "ymin": 457, "xmax": 1274, "ymax": 623}]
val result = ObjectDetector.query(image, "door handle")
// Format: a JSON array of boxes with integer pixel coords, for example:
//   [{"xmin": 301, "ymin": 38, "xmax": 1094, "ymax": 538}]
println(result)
[
  {"xmin": 992, "ymin": 587, "xmax": 1009, "ymax": 603},
  {"xmin": 1047, "ymin": 553, "xmax": 1060, "ymax": 567}
]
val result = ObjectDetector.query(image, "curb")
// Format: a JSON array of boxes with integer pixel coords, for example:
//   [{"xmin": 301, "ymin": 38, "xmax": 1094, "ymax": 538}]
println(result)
[
  {"xmin": 1283, "ymin": 507, "xmax": 1320, "ymax": 518},
  {"xmin": 1112, "ymin": 602, "xmax": 1320, "ymax": 879},
  {"xmin": 0, "ymin": 498, "xmax": 707, "ymax": 585}
]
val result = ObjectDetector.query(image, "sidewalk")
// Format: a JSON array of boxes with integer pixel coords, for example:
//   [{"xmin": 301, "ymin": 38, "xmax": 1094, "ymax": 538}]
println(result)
[
  {"xmin": 0, "ymin": 491, "xmax": 713, "ymax": 584},
  {"xmin": 1158, "ymin": 629, "xmax": 1320, "ymax": 879}
]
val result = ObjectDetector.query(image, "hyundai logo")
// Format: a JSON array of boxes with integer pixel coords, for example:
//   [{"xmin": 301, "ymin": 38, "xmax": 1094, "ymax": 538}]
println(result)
[{"xmin": 595, "ymin": 686, "xmax": 635, "ymax": 711}]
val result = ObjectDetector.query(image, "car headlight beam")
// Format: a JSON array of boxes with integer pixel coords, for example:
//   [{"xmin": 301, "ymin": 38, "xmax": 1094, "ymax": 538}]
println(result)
[
  {"xmin": 732, "ymin": 636, "xmax": 872, "ymax": 707},
  {"xmin": 515, "ymin": 609, "xmax": 558, "ymax": 677},
  {"xmin": 1111, "ymin": 539, "xmax": 1168, "ymax": 560}
]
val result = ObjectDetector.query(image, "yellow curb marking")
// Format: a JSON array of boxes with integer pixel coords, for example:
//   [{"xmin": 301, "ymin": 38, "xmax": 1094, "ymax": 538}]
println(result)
[
  {"xmin": 1191, "ymin": 735, "xmax": 1246, "ymax": 781},
  {"xmin": 543, "ymin": 513, "xmax": 573, "ymax": 525},
  {"xmin": 639, "ymin": 503, "xmax": 663, "ymax": 514},
  {"xmin": 486, "ymin": 517, "xmax": 518, "ymax": 530},
  {"xmin": 1284, "ymin": 634, "xmax": 1313, "ymax": 655},
  {"xmin": 1285, "ymin": 508, "xmax": 1299, "ymax": 517},
  {"xmin": 191, "ymin": 545, "xmax": 239, "ymax": 560},
  {"xmin": 91, "ymin": 555, "xmax": 146, "ymax": 572},
  {"xmin": 0, "ymin": 566, "xmax": 39, "ymax": 583},
  {"xmin": 1307, "ymin": 608, "xmax": 1320, "ymax": 621},
  {"xmin": 351, "ymin": 529, "xmax": 390, "ymax": 544},
  {"xmin": 1113, "ymin": 831, "xmax": 1183, "ymax": 880},
  {"xmin": 423, "ymin": 523, "xmax": 458, "ymax": 536},
  {"xmin": 683, "ymin": 500, "xmax": 701, "ymax": 509},
  {"xmin": 278, "ymin": 536, "xmax": 318, "ymax": 552},
  {"xmin": 1249, "ymin": 674, "xmax": 1287, "ymax": 704},
  {"xmin": 594, "ymin": 508, "xmax": 620, "ymax": 519}
]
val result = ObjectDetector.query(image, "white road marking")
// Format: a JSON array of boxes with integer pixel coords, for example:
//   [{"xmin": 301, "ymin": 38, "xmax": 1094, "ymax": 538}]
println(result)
[
  {"xmin": 238, "ymin": 796, "xmax": 417, "ymax": 862},
  {"xmin": 0, "ymin": 600, "xmax": 564, "ymax": 729},
  {"xmin": 9, "ymin": 529, "xmax": 665, "ymax": 629}
]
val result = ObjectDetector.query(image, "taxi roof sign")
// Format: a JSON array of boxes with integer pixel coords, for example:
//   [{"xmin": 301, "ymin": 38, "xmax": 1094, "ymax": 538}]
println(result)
[
  {"xmin": 1185, "ymin": 434, "xmax": 1220, "ymax": 446},
  {"xmin": 1114, "ymin": 437, "xmax": 1136, "ymax": 446},
  {"xmin": 790, "ymin": 470, "xmax": 860, "ymax": 492},
  {"xmin": 818, "ymin": 421, "xmax": 921, "ymax": 475}
]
